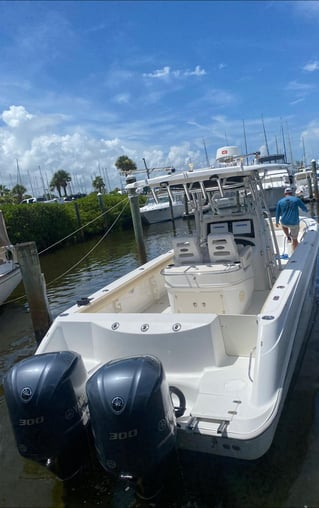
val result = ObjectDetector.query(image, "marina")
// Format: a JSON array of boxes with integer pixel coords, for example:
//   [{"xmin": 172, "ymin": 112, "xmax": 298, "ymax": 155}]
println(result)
[{"xmin": 1, "ymin": 2, "xmax": 319, "ymax": 505}]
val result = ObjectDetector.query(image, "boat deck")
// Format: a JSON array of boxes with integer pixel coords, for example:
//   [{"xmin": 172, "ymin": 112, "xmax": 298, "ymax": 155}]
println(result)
[{"xmin": 144, "ymin": 289, "xmax": 269, "ymax": 315}]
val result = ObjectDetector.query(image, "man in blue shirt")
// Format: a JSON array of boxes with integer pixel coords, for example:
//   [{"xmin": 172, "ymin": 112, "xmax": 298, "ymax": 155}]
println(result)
[{"xmin": 275, "ymin": 187, "xmax": 308, "ymax": 251}]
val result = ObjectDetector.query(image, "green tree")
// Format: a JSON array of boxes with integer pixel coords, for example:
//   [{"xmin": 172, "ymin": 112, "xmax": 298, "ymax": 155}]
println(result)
[
  {"xmin": 50, "ymin": 170, "xmax": 72, "ymax": 197},
  {"xmin": 92, "ymin": 176, "xmax": 106, "ymax": 193},
  {"xmin": 115, "ymin": 155, "xmax": 137, "ymax": 176},
  {"xmin": 11, "ymin": 184, "xmax": 27, "ymax": 204},
  {"xmin": 0, "ymin": 185, "xmax": 11, "ymax": 204}
]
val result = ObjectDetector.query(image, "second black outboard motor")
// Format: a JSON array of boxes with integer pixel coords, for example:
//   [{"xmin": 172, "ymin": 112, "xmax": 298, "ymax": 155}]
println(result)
[
  {"xmin": 4, "ymin": 351, "xmax": 91, "ymax": 480},
  {"xmin": 86, "ymin": 355, "xmax": 178, "ymax": 498}
]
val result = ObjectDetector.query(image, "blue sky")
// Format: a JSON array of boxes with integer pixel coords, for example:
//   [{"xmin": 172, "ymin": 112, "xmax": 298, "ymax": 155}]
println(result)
[{"xmin": 1, "ymin": 0, "xmax": 319, "ymax": 195}]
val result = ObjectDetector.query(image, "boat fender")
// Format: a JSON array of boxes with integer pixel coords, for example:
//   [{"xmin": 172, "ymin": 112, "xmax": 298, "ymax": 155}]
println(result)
[{"xmin": 169, "ymin": 386, "xmax": 186, "ymax": 418}]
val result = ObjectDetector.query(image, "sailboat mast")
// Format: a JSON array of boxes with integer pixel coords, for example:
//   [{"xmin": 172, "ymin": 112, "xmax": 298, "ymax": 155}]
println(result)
[
  {"xmin": 242, "ymin": 119, "xmax": 249, "ymax": 164},
  {"xmin": 202, "ymin": 139, "xmax": 210, "ymax": 167},
  {"xmin": 38, "ymin": 166, "xmax": 46, "ymax": 197},
  {"xmin": 16, "ymin": 159, "xmax": 22, "ymax": 186},
  {"xmin": 285, "ymin": 121, "xmax": 294, "ymax": 165},
  {"xmin": 261, "ymin": 114, "xmax": 270, "ymax": 156},
  {"xmin": 281, "ymin": 124, "xmax": 287, "ymax": 162},
  {"xmin": 302, "ymin": 136, "xmax": 307, "ymax": 168}
]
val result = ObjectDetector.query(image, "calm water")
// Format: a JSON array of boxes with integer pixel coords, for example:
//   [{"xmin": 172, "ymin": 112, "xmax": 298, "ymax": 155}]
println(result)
[{"xmin": 1, "ymin": 218, "xmax": 319, "ymax": 508}]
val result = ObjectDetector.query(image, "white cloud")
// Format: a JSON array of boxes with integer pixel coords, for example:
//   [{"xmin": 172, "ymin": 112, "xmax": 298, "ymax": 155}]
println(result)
[
  {"xmin": 143, "ymin": 66, "xmax": 171, "ymax": 79},
  {"xmin": 303, "ymin": 61, "xmax": 319, "ymax": 72},
  {"xmin": 300, "ymin": 121, "xmax": 319, "ymax": 161},
  {"xmin": 143, "ymin": 65, "xmax": 206, "ymax": 79},
  {"xmin": 113, "ymin": 93, "xmax": 131, "ymax": 104},
  {"xmin": 2, "ymin": 105, "xmax": 34, "ymax": 127},
  {"xmin": 290, "ymin": 97, "xmax": 305, "ymax": 106},
  {"xmin": 286, "ymin": 80, "xmax": 314, "ymax": 91},
  {"xmin": 184, "ymin": 65, "xmax": 206, "ymax": 77},
  {"xmin": 0, "ymin": 104, "xmax": 208, "ymax": 193}
]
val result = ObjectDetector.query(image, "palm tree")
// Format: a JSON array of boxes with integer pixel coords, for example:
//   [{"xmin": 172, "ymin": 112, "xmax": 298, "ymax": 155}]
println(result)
[
  {"xmin": 0, "ymin": 184, "xmax": 10, "ymax": 196},
  {"xmin": 50, "ymin": 170, "xmax": 72, "ymax": 197},
  {"xmin": 0, "ymin": 184, "xmax": 13, "ymax": 204},
  {"xmin": 92, "ymin": 176, "xmax": 106, "ymax": 193},
  {"xmin": 115, "ymin": 155, "xmax": 137, "ymax": 176},
  {"xmin": 11, "ymin": 184, "xmax": 27, "ymax": 204}
]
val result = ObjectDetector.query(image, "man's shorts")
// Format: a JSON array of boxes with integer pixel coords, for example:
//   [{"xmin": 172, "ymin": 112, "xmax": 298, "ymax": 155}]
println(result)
[{"xmin": 281, "ymin": 224, "xmax": 299, "ymax": 239}]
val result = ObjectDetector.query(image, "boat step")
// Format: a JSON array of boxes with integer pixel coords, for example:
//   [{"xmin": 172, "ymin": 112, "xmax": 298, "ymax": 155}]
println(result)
[
  {"xmin": 186, "ymin": 416, "xmax": 230, "ymax": 435},
  {"xmin": 191, "ymin": 392, "xmax": 242, "ymax": 421}
]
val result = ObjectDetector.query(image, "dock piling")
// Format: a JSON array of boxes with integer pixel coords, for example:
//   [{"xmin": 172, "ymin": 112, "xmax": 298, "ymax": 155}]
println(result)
[
  {"xmin": 126, "ymin": 176, "xmax": 146, "ymax": 264},
  {"xmin": 16, "ymin": 242, "xmax": 52, "ymax": 345}
]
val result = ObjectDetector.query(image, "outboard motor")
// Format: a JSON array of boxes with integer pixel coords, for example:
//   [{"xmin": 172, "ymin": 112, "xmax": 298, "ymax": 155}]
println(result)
[
  {"xmin": 4, "ymin": 351, "xmax": 91, "ymax": 480},
  {"xmin": 86, "ymin": 355, "xmax": 179, "ymax": 498}
]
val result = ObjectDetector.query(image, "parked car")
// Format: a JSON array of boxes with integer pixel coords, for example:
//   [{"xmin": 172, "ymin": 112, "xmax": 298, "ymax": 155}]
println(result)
[{"xmin": 20, "ymin": 197, "xmax": 64, "ymax": 204}]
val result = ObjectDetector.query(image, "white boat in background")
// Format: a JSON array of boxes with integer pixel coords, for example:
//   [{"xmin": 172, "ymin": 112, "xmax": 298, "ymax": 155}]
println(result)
[
  {"xmin": 140, "ymin": 191, "xmax": 185, "ymax": 224},
  {"xmin": 0, "ymin": 211, "xmax": 21, "ymax": 305},
  {"xmin": 4, "ymin": 148, "xmax": 319, "ymax": 498},
  {"xmin": 215, "ymin": 147, "xmax": 294, "ymax": 211},
  {"xmin": 257, "ymin": 153, "xmax": 294, "ymax": 211},
  {"xmin": 294, "ymin": 167, "xmax": 319, "ymax": 202}
]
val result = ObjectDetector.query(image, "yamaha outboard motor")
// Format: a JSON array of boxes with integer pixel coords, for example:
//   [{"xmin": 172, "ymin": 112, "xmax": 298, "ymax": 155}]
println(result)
[
  {"xmin": 86, "ymin": 355, "xmax": 179, "ymax": 498},
  {"xmin": 4, "ymin": 351, "xmax": 91, "ymax": 480}
]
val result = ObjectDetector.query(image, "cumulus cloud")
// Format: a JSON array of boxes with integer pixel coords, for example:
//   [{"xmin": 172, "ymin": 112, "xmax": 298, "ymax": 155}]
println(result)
[
  {"xmin": 166, "ymin": 143, "xmax": 201, "ymax": 170},
  {"xmin": 2, "ymin": 105, "xmax": 34, "ymax": 127},
  {"xmin": 0, "ymin": 104, "xmax": 208, "ymax": 194},
  {"xmin": 303, "ymin": 61, "xmax": 319, "ymax": 72},
  {"xmin": 184, "ymin": 65, "xmax": 206, "ymax": 77},
  {"xmin": 144, "ymin": 66, "xmax": 171, "ymax": 79}
]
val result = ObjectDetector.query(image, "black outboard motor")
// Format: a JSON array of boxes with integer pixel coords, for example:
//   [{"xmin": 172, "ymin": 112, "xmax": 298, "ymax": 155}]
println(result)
[
  {"xmin": 4, "ymin": 351, "xmax": 91, "ymax": 480},
  {"xmin": 86, "ymin": 355, "xmax": 179, "ymax": 498}
]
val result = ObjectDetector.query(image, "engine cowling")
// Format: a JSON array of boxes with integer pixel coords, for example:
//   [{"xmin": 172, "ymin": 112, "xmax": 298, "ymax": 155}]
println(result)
[
  {"xmin": 86, "ymin": 355, "xmax": 177, "ymax": 490},
  {"xmin": 4, "ymin": 351, "xmax": 91, "ymax": 480}
]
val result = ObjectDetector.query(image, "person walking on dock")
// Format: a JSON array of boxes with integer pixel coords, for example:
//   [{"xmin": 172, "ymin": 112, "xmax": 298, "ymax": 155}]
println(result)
[{"xmin": 275, "ymin": 187, "xmax": 308, "ymax": 251}]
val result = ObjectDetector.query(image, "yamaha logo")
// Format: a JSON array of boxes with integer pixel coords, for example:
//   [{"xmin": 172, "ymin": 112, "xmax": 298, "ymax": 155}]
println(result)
[
  {"xmin": 21, "ymin": 387, "xmax": 32, "ymax": 401},
  {"xmin": 111, "ymin": 396, "xmax": 125, "ymax": 412}
]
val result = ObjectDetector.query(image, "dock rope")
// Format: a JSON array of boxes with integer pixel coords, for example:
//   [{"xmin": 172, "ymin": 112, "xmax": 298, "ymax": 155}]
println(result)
[
  {"xmin": 5, "ymin": 198, "xmax": 129, "ymax": 303},
  {"xmin": 38, "ymin": 198, "xmax": 128, "ymax": 255},
  {"xmin": 45, "ymin": 200, "xmax": 128, "ymax": 287}
]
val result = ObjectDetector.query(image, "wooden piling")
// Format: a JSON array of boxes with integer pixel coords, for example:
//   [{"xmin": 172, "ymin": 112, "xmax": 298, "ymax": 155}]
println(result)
[
  {"xmin": 126, "ymin": 176, "xmax": 146, "ymax": 264},
  {"xmin": 16, "ymin": 242, "xmax": 52, "ymax": 345},
  {"xmin": 312, "ymin": 159, "xmax": 319, "ymax": 202},
  {"xmin": 73, "ymin": 201, "xmax": 85, "ymax": 240}
]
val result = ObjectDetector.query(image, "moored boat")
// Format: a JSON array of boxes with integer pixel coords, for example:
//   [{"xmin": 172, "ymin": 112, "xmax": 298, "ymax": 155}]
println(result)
[
  {"xmin": 294, "ymin": 166, "xmax": 319, "ymax": 202},
  {"xmin": 257, "ymin": 153, "xmax": 294, "ymax": 211},
  {"xmin": 4, "ymin": 148, "xmax": 319, "ymax": 497},
  {"xmin": 140, "ymin": 191, "xmax": 185, "ymax": 224},
  {"xmin": 0, "ymin": 211, "xmax": 21, "ymax": 305}
]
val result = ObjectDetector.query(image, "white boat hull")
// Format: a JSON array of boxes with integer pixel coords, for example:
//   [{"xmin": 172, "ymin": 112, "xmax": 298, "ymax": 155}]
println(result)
[
  {"xmin": 0, "ymin": 264, "xmax": 21, "ymax": 305},
  {"xmin": 35, "ymin": 216, "xmax": 319, "ymax": 460},
  {"xmin": 140, "ymin": 202, "xmax": 185, "ymax": 224}
]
